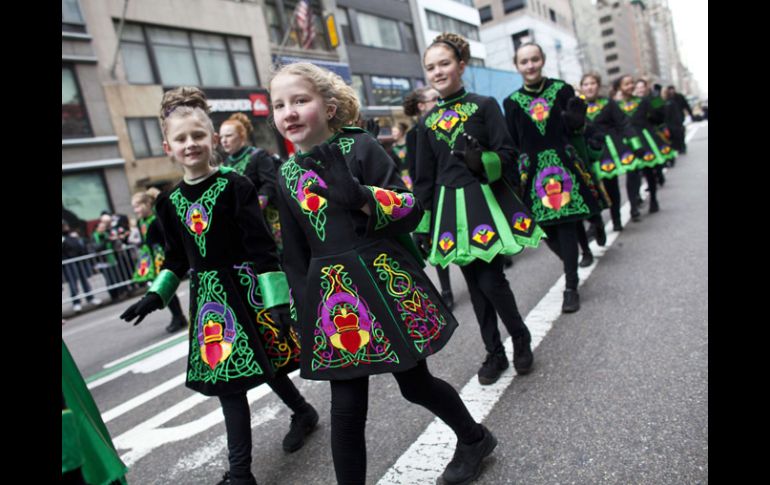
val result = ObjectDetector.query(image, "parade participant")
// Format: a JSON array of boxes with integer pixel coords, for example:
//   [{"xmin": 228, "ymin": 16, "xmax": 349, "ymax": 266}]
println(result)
[
  {"xmin": 415, "ymin": 33, "xmax": 544, "ymax": 385},
  {"xmin": 504, "ymin": 42, "xmax": 603, "ymax": 313},
  {"xmin": 219, "ymin": 113, "xmax": 283, "ymax": 250},
  {"xmin": 402, "ymin": 87, "xmax": 455, "ymax": 310},
  {"xmin": 120, "ymin": 87, "xmax": 318, "ymax": 485},
  {"xmin": 270, "ymin": 61, "xmax": 497, "ymax": 485},
  {"xmin": 130, "ymin": 189, "xmax": 188, "ymax": 333},
  {"xmin": 579, "ymin": 72, "xmax": 642, "ymax": 233},
  {"xmin": 614, "ymin": 74, "xmax": 674, "ymax": 217}
]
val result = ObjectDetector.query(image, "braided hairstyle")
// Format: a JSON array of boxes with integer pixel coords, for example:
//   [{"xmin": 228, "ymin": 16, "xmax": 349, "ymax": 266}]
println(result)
[{"xmin": 424, "ymin": 32, "xmax": 471, "ymax": 64}]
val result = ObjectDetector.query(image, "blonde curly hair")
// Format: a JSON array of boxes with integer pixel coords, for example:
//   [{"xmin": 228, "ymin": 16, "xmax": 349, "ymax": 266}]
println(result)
[{"xmin": 269, "ymin": 62, "xmax": 359, "ymax": 131}]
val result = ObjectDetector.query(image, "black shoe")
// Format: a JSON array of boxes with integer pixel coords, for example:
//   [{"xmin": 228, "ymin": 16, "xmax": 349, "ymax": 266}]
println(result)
[
  {"xmin": 578, "ymin": 252, "xmax": 594, "ymax": 268},
  {"xmin": 638, "ymin": 197, "xmax": 645, "ymax": 207},
  {"xmin": 165, "ymin": 315, "xmax": 188, "ymax": 333},
  {"xmin": 612, "ymin": 220, "xmax": 623, "ymax": 232},
  {"xmin": 477, "ymin": 351, "xmax": 509, "ymax": 385},
  {"xmin": 283, "ymin": 405, "xmax": 319, "ymax": 453},
  {"xmin": 631, "ymin": 211, "xmax": 641, "ymax": 223},
  {"xmin": 215, "ymin": 471, "xmax": 258, "ymax": 485},
  {"xmin": 442, "ymin": 424, "xmax": 498, "ymax": 485},
  {"xmin": 503, "ymin": 256, "xmax": 514, "ymax": 269},
  {"xmin": 649, "ymin": 199, "xmax": 659, "ymax": 213},
  {"xmin": 441, "ymin": 290, "xmax": 455, "ymax": 312},
  {"xmin": 562, "ymin": 289, "xmax": 580, "ymax": 313},
  {"xmin": 594, "ymin": 222, "xmax": 607, "ymax": 246},
  {"xmin": 512, "ymin": 333, "xmax": 533, "ymax": 375}
]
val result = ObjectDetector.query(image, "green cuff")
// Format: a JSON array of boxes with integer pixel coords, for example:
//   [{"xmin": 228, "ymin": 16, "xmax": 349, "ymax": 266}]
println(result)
[
  {"xmin": 481, "ymin": 151, "xmax": 502, "ymax": 183},
  {"xmin": 148, "ymin": 269, "xmax": 180, "ymax": 307},
  {"xmin": 628, "ymin": 136, "xmax": 643, "ymax": 150},
  {"xmin": 62, "ymin": 409, "xmax": 83, "ymax": 473},
  {"xmin": 258, "ymin": 271, "xmax": 290, "ymax": 309},
  {"xmin": 415, "ymin": 210, "xmax": 432, "ymax": 234}
]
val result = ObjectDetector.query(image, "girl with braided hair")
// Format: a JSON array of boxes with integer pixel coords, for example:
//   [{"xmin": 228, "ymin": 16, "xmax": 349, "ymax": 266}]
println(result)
[
  {"xmin": 414, "ymin": 33, "xmax": 544, "ymax": 386},
  {"xmin": 120, "ymin": 86, "xmax": 318, "ymax": 485}
]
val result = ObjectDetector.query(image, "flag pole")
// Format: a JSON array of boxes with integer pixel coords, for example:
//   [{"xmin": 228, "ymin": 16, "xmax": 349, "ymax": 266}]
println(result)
[{"xmin": 273, "ymin": 4, "xmax": 300, "ymax": 69}]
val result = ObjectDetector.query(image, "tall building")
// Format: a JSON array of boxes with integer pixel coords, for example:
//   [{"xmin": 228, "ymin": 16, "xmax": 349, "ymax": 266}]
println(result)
[
  {"xmin": 475, "ymin": 0, "xmax": 583, "ymax": 86},
  {"xmin": 569, "ymin": 0, "xmax": 606, "ymax": 76},
  {"xmin": 63, "ymin": 0, "xmax": 132, "ymax": 225},
  {"xmin": 595, "ymin": 0, "xmax": 645, "ymax": 82},
  {"xmin": 412, "ymin": 0, "xmax": 486, "ymax": 65},
  {"xmin": 647, "ymin": 0, "xmax": 682, "ymax": 87},
  {"xmin": 61, "ymin": 0, "xmax": 349, "ymax": 228},
  {"xmin": 334, "ymin": 0, "xmax": 425, "ymax": 121}
]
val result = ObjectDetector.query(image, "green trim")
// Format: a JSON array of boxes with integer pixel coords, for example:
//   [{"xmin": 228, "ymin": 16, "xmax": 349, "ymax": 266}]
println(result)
[
  {"xmin": 257, "ymin": 271, "xmax": 290, "ymax": 308},
  {"xmin": 148, "ymin": 269, "xmax": 180, "ymax": 307},
  {"xmin": 640, "ymin": 129, "xmax": 667, "ymax": 167},
  {"xmin": 438, "ymin": 90, "xmax": 468, "ymax": 106},
  {"xmin": 415, "ymin": 210, "xmax": 432, "ymax": 233},
  {"xmin": 628, "ymin": 136, "xmax": 643, "ymax": 150},
  {"xmin": 481, "ymin": 151, "xmax": 502, "ymax": 183},
  {"xmin": 429, "ymin": 187, "xmax": 454, "ymax": 268},
  {"xmin": 454, "ymin": 189, "xmax": 470, "ymax": 264}
]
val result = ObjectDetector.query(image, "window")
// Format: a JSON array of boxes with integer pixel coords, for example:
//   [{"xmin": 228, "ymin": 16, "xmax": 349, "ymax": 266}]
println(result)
[
  {"xmin": 118, "ymin": 23, "xmax": 259, "ymax": 87},
  {"xmin": 351, "ymin": 75, "xmax": 367, "ymax": 105},
  {"xmin": 119, "ymin": 24, "xmax": 155, "ymax": 84},
  {"xmin": 265, "ymin": 3, "xmax": 284, "ymax": 44},
  {"xmin": 356, "ymin": 12, "xmax": 402, "ymax": 50},
  {"xmin": 549, "ymin": 8, "xmax": 557, "ymax": 22},
  {"xmin": 450, "ymin": 0, "xmax": 474, "ymax": 6},
  {"xmin": 370, "ymin": 76, "xmax": 411, "ymax": 106},
  {"xmin": 229, "ymin": 38, "xmax": 258, "ymax": 86},
  {"xmin": 62, "ymin": 65, "xmax": 92, "ymax": 138},
  {"xmin": 605, "ymin": 53, "xmax": 619, "ymax": 62},
  {"xmin": 600, "ymin": 15, "xmax": 612, "ymax": 24},
  {"xmin": 503, "ymin": 0, "xmax": 526, "ymax": 14},
  {"xmin": 62, "ymin": 172, "xmax": 111, "ymax": 222},
  {"xmin": 336, "ymin": 7, "xmax": 354, "ymax": 45},
  {"xmin": 468, "ymin": 57, "xmax": 485, "ymax": 67},
  {"xmin": 426, "ymin": 11, "xmax": 480, "ymax": 41},
  {"xmin": 62, "ymin": 0, "xmax": 86, "ymax": 33},
  {"xmin": 402, "ymin": 24, "xmax": 418, "ymax": 53},
  {"xmin": 603, "ymin": 41, "xmax": 616, "ymax": 49},
  {"xmin": 601, "ymin": 28, "xmax": 614, "ymax": 36},
  {"xmin": 607, "ymin": 66, "xmax": 620, "ymax": 75},
  {"xmin": 479, "ymin": 6, "xmax": 493, "ymax": 23},
  {"xmin": 127, "ymin": 118, "xmax": 164, "ymax": 159},
  {"xmin": 511, "ymin": 30, "xmax": 533, "ymax": 51}
]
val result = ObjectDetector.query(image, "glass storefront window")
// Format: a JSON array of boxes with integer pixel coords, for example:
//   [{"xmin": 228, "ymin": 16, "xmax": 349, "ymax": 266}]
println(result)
[
  {"xmin": 370, "ymin": 76, "xmax": 410, "ymax": 106},
  {"xmin": 62, "ymin": 172, "xmax": 111, "ymax": 221}
]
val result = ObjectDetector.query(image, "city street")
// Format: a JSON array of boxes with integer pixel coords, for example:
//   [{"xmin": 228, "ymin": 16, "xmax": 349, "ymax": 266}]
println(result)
[{"xmin": 63, "ymin": 122, "xmax": 707, "ymax": 485}]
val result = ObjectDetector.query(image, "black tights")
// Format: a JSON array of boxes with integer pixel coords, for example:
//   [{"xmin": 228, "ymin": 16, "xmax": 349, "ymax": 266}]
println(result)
[
  {"xmin": 543, "ymin": 223, "xmax": 579, "ymax": 290},
  {"xmin": 167, "ymin": 294, "xmax": 184, "ymax": 318},
  {"xmin": 576, "ymin": 214, "xmax": 604, "ymax": 255},
  {"xmin": 219, "ymin": 372, "xmax": 310, "ymax": 480},
  {"xmin": 329, "ymin": 361, "xmax": 482, "ymax": 485}
]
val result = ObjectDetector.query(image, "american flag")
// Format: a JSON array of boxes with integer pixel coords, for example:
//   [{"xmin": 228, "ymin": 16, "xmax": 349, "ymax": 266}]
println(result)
[{"xmin": 295, "ymin": 0, "xmax": 316, "ymax": 49}]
